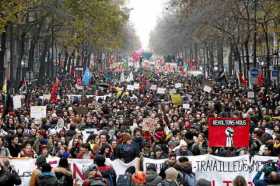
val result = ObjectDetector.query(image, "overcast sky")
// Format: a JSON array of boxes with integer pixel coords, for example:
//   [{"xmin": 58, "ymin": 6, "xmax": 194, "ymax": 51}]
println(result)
[{"xmin": 127, "ymin": 0, "xmax": 167, "ymax": 50}]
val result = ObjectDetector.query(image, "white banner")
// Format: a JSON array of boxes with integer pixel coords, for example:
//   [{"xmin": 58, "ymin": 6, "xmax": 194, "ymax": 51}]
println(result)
[
  {"xmin": 143, "ymin": 155, "xmax": 279, "ymax": 186},
  {"xmin": 9, "ymin": 155, "xmax": 279, "ymax": 186},
  {"xmin": 10, "ymin": 157, "xmax": 139, "ymax": 186}
]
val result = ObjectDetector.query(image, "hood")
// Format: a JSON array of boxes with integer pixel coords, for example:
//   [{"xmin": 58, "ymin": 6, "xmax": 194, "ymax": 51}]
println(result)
[
  {"xmin": 146, "ymin": 171, "xmax": 158, "ymax": 182},
  {"xmin": 174, "ymin": 161, "xmax": 192, "ymax": 174}
]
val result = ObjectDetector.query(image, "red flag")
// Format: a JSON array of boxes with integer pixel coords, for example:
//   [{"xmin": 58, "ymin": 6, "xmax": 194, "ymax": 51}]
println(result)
[
  {"xmin": 239, "ymin": 73, "xmax": 248, "ymax": 87},
  {"xmin": 255, "ymin": 71, "xmax": 265, "ymax": 87},
  {"xmin": 50, "ymin": 78, "xmax": 60, "ymax": 104}
]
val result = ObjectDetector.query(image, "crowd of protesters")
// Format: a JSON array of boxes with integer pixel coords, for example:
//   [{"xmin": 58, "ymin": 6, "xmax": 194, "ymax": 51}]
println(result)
[{"xmin": 0, "ymin": 66, "xmax": 280, "ymax": 185}]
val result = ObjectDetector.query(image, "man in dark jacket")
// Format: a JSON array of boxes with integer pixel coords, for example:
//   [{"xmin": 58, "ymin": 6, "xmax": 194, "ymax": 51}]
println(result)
[
  {"xmin": 0, "ymin": 159, "xmax": 21, "ymax": 186},
  {"xmin": 174, "ymin": 157, "xmax": 196, "ymax": 186},
  {"xmin": 38, "ymin": 163, "xmax": 58, "ymax": 186},
  {"xmin": 95, "ymin": 155, "xmax": 117, "ymax": 186},
  {"xmin": 146, "ymin": 164, "xmax": 162, "ymax": 186}
]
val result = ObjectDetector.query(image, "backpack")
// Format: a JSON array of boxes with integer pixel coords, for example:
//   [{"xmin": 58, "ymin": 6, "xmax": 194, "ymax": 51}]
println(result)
[
  {"xmin": 56, "ymin": 175, "xmax": 66, "ymax": 186},
  {"xmin": 116, "ymin": 174, "xmax": 132, "ymax": 186},
  {"xmin": 159, "ymin": 180, "xmax": 178, "ymax": 186},
  {"xmin": 89, "ymin": 177, "xmax": 107, "ymax": 186}
]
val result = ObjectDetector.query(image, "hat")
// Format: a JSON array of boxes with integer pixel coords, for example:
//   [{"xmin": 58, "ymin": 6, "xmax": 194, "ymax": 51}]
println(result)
[
  {"xmin": 165, "ymin": 167, "xmax": 178, "ymax": 181},
  {"xmin": 132, "ymin": 171, "xmax": 146, "ymax": 185}
]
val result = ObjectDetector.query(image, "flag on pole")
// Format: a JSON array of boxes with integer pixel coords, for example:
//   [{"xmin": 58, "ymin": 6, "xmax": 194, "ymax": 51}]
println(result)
[
  {"xmin": 50, "ymin": 78, "xmax": 60, "ymax": 104},
  {"xmin": 255, "ymin": 71, "xmax": 264, "ymax": 87},
  {"xmin": 120, "ymin": 72, "xmax": 125, "ymax": 82},
  {"xmin": 82, "ymin": 67, "xmax": 92, "ymax": 86},
  {"xmin": 126, "ymin": 72, "xmax": 134, "ymax": 82}
]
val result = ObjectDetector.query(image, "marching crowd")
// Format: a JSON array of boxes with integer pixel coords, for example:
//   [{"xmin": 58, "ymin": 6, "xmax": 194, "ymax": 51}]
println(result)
[{"xmin": 0, "ymin": 68, "xmax": 280, "ymax": 186}]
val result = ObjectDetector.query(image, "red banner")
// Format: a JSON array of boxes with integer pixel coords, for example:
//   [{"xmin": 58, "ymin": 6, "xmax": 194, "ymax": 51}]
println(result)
[{"xmin": 208, "ymin": 118, "xmax": 250, "ymax": 148}]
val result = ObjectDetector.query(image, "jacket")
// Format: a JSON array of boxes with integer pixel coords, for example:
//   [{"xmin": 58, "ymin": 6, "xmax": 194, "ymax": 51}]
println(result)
[
  {"xmin": 53, "ymin": 167, "xmax": 73, "ymax": 186},
  {"xmin": 0, "ymin": 169, "xmax": 21, "ymax": 186},
  {"xmin": 38, "ymin": 172, "xmax": 58, "ymax": 186},
  {"xmin": 146, "ymin": 170, "xmax": 162, "ymax": 186},
  {"xmin": 174, "ymin": 161, "xmax": 196, "ymax": 186},
  {"xmin": 97, "ymin": 165, "xmax": 117, "ymax": 186}
]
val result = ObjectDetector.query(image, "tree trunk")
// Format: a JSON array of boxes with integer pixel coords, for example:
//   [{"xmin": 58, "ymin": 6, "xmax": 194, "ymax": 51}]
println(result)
[
  {"xmin": 16, "ymin": 32, "xmax": 26, "ymax": 84},
  {"xmin": 0, "ymin": 26, "xmax": 7, "ymax": 86},
  {"xmin": 9, "ymin": 24, "xmax": 15, "ymax": 89},
  {"xmin": 209, "ymin": 42, "xmax": 214, "ymax": 74},
  {"xmin": 217, "ymin": 39, "xmax": 224, "ymax": 71},
  {"xmin": 245, "ymin": 40, "xmax": 250, "ymax": 79},
  {"xmin": 39, "ymin": 37, "xmax": 50, "ymax": 84}
]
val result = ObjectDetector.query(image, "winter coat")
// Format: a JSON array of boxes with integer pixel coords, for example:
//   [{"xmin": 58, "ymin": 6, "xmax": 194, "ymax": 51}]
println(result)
[
  {"xmin": 146, "ymin": 170, "xmax": 162, "ymax": 186},
  {"xmin": 38, "ymin": 172, "xmax": 58, "ymax": 186},
  {"xmin": 0, "ymin": 169, "xmax": 21, "ymax": 186}
]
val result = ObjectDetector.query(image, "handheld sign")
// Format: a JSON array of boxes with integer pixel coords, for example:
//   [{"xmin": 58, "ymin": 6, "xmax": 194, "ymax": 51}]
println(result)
[
  {"xmin": 30, "ymin": 106, "xmax": 47, "ymax": 119},
  {"xmin": 127, "ymin": 85, "xmax": 135, "ymax": 91},
  {"xmin": 208, "ymin": 118, "xmax": 250, "ymax": 148},
  {"xmin": 203, "ymin": 85, "xmax": 212, "ymax": 93},
  {"xmin": 157, "ymin": 88, "xmax": 166, "ymax": 94}
]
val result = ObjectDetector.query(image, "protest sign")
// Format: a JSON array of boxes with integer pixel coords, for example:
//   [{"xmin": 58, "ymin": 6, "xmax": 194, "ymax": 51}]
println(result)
[
  {"xmin": 208, "ymin": 118, "xmax": 250, "ymax": 148},
  {"xmin": 157, "ymin": 88, "xmax": 166, "ymax": 94},
  {"xmin": 13, "ymin": 95, "xmax": 22, "ymax": 110},
  {"xmin": 150, "ymin": 84, "xmax": 157, "ymax": 90},
  {"xmin": 134, "ymin": 83, "xmax": 140, "ymax": 89},
  {"xmin": 203, "ymin": 85, "xmax": 212, "ymax": 93},
  {"xmin": 247, "ymin": 91, "xmax": 254, "ymax": 99},
  {"xmin": 127, "ymin": 85, "xmax": 135, "ymax": 91},
  {"xmin": 175, "ymin": 83, "xmax": 182, "ymax": 89},
  {"xmin": 30, "ymin": 106, "xmax": 46, "ymax": 119},
  {"xmin": 43, "ymin": 94, "xmax": 51, "ymax": 100},
  {"xmin": 171, "ymin": 94, "xmax": 183, "ymax": 106},
  {"xmin": 183, "ymin": 103, "xmax": 190, "ymax": 109}
]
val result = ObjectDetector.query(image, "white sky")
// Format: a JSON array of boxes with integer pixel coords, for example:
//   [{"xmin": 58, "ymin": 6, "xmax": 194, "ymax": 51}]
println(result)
[{"xmin": 127, "ymin": 0, "xmax": 167, "ymax": 50}]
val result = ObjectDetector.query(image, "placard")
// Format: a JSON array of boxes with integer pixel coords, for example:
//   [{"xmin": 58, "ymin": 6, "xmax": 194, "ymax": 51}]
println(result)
[
  {"xmin": 203, "ymin": 85, "xmax": 212, "ymax": 93},
  {"xmin": 13, "ymin": 95, "xmax": 22, "ymax": 110},
  {"xmin": 150, "ymin": 84, "xmax": 157, "ymax": 90},
  {"xmin": 208, "ymin": 118, "xmax": 250, "ymax": 148},
  {"xmin": 127, "ymin": 85, "xmax": 135, "ymax": 91},
  {"xmin": 134, "ymin": 83, "xmax": 140, "ymax": 89},
  {"xmin": 183, "ymin": 103, "xmax": 190, "ymax": 109},
  {"xmin": 247, "ymin": 91, "xmax": 254, "ymax": 99},
  {"xmin": 157, "ymin": 88, "xmax": 166, "ymax": 94},
  {"xmin": 43, "ymin": 94, "xmax": 51, "ymax": 100},
  {"xmin": 175, "ymin": 83, "xmax": 182, "ymax": 89},
  {"xmin": 30, "ymin": 106, "xmax": 47, "ymax": 119}
]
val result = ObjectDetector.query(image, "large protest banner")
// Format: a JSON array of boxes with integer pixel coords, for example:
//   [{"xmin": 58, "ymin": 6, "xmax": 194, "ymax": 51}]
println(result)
[
  {"xmin": 143, "ymin": 155, "xmax": 279, "ymax": 186},
  {"xmin": 208, "ymin": 118, "xmax": 250, "ymax": 148},
  {"xmin": 10, "ymin": 157, "xmax": 139, "ymax": 186}
]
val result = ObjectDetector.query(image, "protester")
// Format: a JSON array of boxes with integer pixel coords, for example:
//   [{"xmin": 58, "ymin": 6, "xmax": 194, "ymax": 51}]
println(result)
[
  {"xmin": 37, "ymin": 163, "xmax": 58, "ymax": 186},
  {"xmin": 0, "ymin": 159, "xmax": 21, "ymax": 186},
  {"xmin": 233, "ymin": 175, "xmax": 247, "ymax": 186},
  {"xmin": 29, "ymin": 156, "xmax": 46, "ymax": 186},
  {"xmin": 53, "ymin": 158, "xmax": 73, "ymax": 186},
  {"xmin": 95, "ymin": 154, "xmax": 117, "ymax": 186},
  {"xmin": 146, "ymin": 164, "xmax": 162, "ymax": 186},
  {"xmin": 132, "ymin": 171, "xmax": 146, "ymax": 186},
  {"xmin": 0, "ymin": 61, "xmax": 280, "ymax": 186},
  {"xmin": 158, "ymin": 167, "xmax": 179, "ymax": 186}
]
